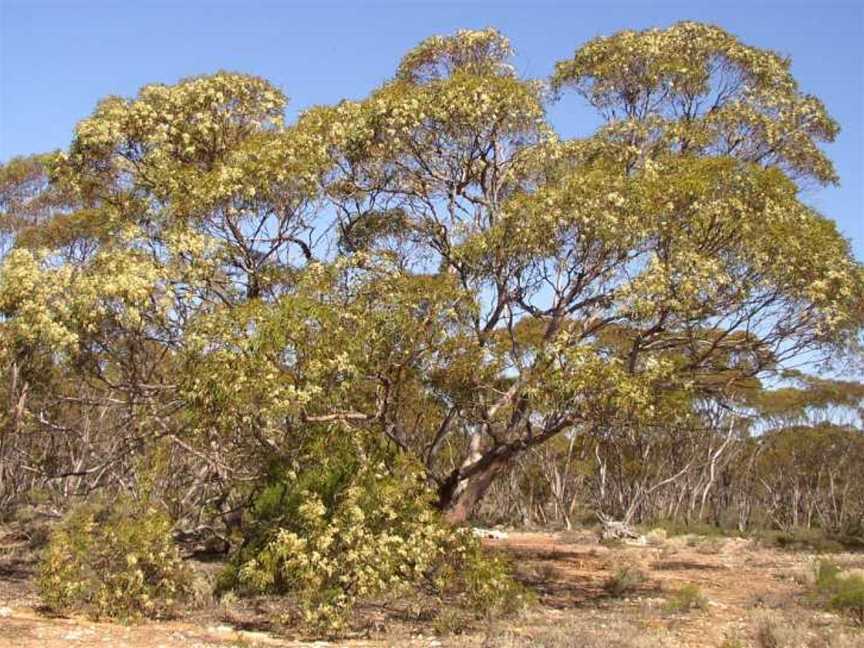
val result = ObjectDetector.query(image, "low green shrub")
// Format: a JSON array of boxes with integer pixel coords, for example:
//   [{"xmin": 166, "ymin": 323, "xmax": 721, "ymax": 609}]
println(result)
[
  {"xmin": 432, "ymin": 606, "xmax": 471, "ymax": 636},
  {"xmin": 643, "ymin": 528, "xmax": 668, "ymax": 546},
  {"xmin": 759, "ymin": 528, "xmax": 846, "ymax": 553},
  {"xmin": 753, "ymin": 612, "xmax": 793, "ymax": 648},
  {"xmin": 603, "ymin": 565, "xmax": 645, "ymax": 597},
  {"xmin": 11, "ymin": 505, "xmax": 54, "ymax": 549},
  {"xmin": 811, "ymin": 560, "xmax": 864, "ymax": 625},
  {"xmin": 693, "ymin": 537, "xmax": 726, "ymax": 554},
  {"xmin": 440, "ymin": 540, "xmax": 534, "ymax": 619},
  {"xmin": 38, "ymin": 498, "xmax": 191, "ymax": 620},
  {"xmin": 829, "ymin": 576, "xmax": 864, "ymax": 626},
  {"xmin": 720, "ymin": 636, "xmax": 746, "ymax": 648},
  {"xmin": 645, "ymin": 520, "xmax": 731, "ymax": 539},
  {"xmin": 664, "ymin": 583, "xmax": 708, "ymax": 613},
  {"xmin": 814, "ymin": 559, "xmax": 842, "ymax": 591}
]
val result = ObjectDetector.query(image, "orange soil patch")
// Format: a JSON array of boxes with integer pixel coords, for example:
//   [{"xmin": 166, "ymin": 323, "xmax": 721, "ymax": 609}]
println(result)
[{"xmin": 1, "ymin": 530, "xmax": 861, "ymax": 647}]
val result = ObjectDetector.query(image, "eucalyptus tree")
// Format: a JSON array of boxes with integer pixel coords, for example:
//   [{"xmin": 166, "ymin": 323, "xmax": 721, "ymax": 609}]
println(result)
[
  {"xmin": 1, "ymin": 24, "xmax": 861, "ymax": 524},
  {"xmin": 308, "ymin": 24, "xmax": 862, "ymax": 520}
]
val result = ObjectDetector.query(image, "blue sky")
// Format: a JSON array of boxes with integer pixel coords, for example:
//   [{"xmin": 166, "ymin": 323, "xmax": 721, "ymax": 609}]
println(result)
[{"xmin": 1, "ymin": 0, "xmax": 861, "ymax": 257}]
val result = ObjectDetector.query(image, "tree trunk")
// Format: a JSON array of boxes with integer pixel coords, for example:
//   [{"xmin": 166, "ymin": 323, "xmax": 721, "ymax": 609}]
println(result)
[
  {"xmin": 434, "ymin": 417, "xmax": 574, "ymax": 524},
  {"xmin": 436, "ymin": 452, "xmax": 510, "ymax": 524}
]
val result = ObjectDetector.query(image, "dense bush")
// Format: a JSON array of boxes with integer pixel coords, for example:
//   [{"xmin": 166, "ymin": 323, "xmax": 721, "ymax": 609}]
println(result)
[
  {"xmin": 38, "ymin": 499, "xmax": 191, "ymax": 620},
  {"xmin": 434, "ymin": 537, "xmax": 534, "ymax": 619},
  {"xmin": 219, "ymin": 434, "xmax": 530, "ymax": 633}
]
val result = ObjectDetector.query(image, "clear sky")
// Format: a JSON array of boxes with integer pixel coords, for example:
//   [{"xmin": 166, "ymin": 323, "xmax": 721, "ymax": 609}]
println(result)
[{"xmin": 1, "ymin": 0, "xmax": 861, "ymax": 257}]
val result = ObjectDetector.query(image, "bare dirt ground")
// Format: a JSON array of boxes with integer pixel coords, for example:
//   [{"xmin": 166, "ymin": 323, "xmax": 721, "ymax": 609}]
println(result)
[{"xmin": 1, "ymin": 530, "xmax": 862, "ymax": 647}]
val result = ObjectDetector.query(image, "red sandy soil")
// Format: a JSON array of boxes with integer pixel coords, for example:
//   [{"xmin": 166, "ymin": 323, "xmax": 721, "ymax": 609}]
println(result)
[{"xmin": 1, "ymin": 530, "xmax": 862, "ymax": 647}]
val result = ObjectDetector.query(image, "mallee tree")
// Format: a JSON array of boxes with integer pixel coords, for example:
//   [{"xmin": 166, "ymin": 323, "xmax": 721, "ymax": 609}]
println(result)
[{"xmin": 1, "ymin": 23, "xmax": 862, "ymax": 526}]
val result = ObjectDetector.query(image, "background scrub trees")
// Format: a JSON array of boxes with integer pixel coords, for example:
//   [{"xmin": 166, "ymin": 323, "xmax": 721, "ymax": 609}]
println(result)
[
  {"xmin": 740, "ymin": 375, "xmax": 864, "ymax": 534},
  {"xmin": 0, "ymin": 24, "xmax": 862, "ymax": 530}
]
